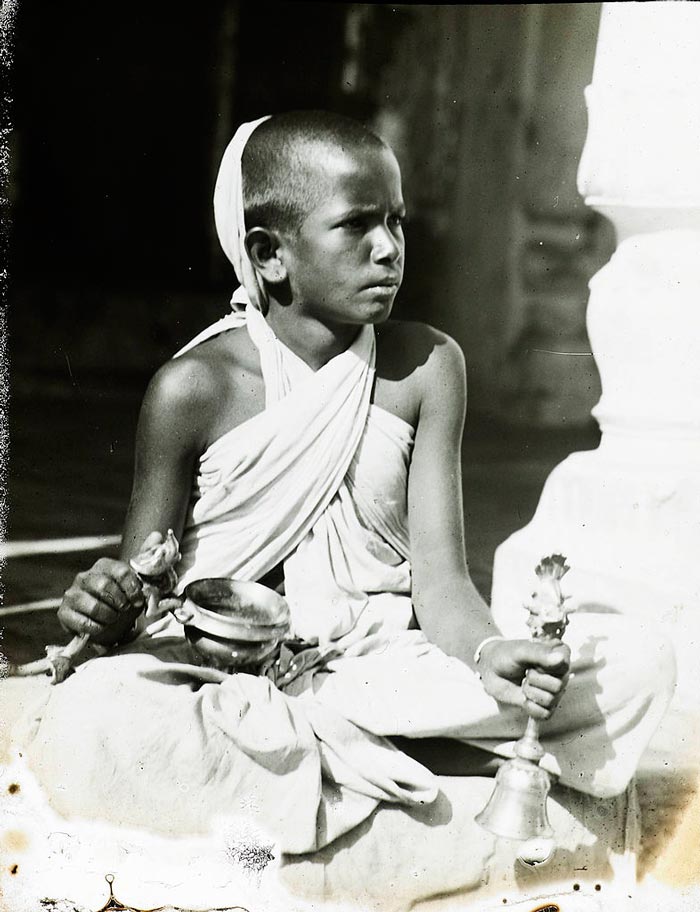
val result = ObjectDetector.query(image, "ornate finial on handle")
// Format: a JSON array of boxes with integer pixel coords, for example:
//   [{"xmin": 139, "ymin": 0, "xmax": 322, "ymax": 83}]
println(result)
[
  {"xmin": 129, "ymin": 529, "xmax": 181, "ymax": 602},
  {"xmin": 526, "ymin": 554, "xmax": 571, "ymax": 640}
]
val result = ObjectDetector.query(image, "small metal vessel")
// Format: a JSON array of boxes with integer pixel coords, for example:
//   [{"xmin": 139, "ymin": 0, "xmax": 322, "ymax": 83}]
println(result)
[{"xmin": 172, "ymin": 578, "xmax": 291, "ymax": 672}]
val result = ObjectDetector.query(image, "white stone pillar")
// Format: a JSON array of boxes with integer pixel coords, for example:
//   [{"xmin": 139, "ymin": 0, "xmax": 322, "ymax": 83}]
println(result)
[{"xmin": 490, "ymin": 3, "xmax": 700, "ymax": 713}]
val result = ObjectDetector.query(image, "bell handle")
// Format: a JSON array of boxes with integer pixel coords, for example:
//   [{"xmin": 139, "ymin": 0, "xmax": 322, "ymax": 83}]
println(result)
[
  {"xmin": 515, "ymin": 715, "xmax": 545, "ymax": 762},
  {"xmin": 514, "ymin": 625, "xmax": 564, "ymax": 762}
]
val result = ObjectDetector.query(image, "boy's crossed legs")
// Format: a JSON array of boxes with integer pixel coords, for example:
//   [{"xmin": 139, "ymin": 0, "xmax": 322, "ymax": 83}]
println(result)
[{"xmin": 310, "ymin": 611, "xmax": 676, "ymax": 798}]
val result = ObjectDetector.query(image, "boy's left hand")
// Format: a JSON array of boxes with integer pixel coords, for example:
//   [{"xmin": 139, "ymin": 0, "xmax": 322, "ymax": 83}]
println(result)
[{"xmin": 477, "ymin": 638, "xmax": 571, "ymax": 720}]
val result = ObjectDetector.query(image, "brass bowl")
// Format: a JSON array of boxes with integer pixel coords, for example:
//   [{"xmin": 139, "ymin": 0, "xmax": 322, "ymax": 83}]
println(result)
[
  {"xmin": 174, "ymin": 578, "xmax": 290, "ymax": 672},
  {"xmin": 183, "ymin": 627, "xmax": 281, "ymax": 671}
]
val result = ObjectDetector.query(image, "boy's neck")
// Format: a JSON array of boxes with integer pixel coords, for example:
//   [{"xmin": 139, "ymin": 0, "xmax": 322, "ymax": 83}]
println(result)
[{"xmin": 264, "ymin": 306, "xmax": 362, "ymax": 372}]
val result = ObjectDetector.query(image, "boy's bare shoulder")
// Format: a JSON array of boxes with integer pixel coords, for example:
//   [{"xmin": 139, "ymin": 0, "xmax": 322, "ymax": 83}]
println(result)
[
  {"xmin": 140, "ymin": 327, "xmax": 258, "ymax": 446},
  {"xmin": 375, "ymin": 319, "xmax": 465, "ymax": 381}
]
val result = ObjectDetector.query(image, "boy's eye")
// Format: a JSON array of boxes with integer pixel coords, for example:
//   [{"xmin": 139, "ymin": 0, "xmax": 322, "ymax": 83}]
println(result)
[{"xmin": 338, "ymin": 212, "xmax": 405, "ymax": 231}]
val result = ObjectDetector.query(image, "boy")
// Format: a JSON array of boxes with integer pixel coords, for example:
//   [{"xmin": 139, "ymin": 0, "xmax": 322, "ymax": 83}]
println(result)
[
  {"xmin": 42, "ymin": 111, "xmax": 673, "ymax": 846},
  {"xmin": 58, "ymin": 112, "xmax": 567, "ymax": 708}
]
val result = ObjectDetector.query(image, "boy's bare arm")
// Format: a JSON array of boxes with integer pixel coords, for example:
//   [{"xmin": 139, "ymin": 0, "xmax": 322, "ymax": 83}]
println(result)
[
  {"xmin": 407, "ymin": 326, "xmax": 569, "ymax": 718},
  {"xmin": 119, "ymin": 358, "xmax": 211, "ymax": 559},
  {"xmin": 407, "ymin": 329, "xmax": 493, "ymax": 657},
  {"xmin": 58, "ymin": 357, "xmax": 214, "ymax": 644}
]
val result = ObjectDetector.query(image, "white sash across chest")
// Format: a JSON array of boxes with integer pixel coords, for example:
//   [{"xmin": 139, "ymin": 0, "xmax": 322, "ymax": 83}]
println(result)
[{"xmin": 173, "ymin": 307, "xmax": 406, "ymax": 640}]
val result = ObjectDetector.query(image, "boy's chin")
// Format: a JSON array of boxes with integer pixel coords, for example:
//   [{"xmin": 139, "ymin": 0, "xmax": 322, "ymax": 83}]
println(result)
[
  {"xmin": 362, "ymin": 298, "xmax": 396, "ymax": 324},
  {"xmin": 368, "ymin": 308, "xmax": 394, "ymax": 325},
  {"xmin": 328, "ymin": 302, "xmax": 394, "ymax": 327}
]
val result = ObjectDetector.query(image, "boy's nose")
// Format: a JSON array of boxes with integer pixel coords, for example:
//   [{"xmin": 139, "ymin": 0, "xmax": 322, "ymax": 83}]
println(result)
[{"xmin": 371, "ymin": 226, "xmax": 402, "ymax": 264}]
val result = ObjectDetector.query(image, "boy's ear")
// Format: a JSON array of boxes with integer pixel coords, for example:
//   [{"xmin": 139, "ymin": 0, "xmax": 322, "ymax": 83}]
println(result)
[{"xmin": 245, "ymin": 227, "xmax": 288, "ymax": 284}]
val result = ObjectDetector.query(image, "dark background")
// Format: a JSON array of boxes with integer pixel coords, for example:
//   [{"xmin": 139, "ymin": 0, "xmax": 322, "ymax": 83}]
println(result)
[{"xmin": 10, "ymin": 2, "xmax": 352, "ymax": 295}]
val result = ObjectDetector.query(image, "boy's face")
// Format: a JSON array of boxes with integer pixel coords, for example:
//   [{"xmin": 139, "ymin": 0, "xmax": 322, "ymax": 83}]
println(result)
[{"xmin": 277, "ymin": 144, "xmax": 405, "ymax": 326}]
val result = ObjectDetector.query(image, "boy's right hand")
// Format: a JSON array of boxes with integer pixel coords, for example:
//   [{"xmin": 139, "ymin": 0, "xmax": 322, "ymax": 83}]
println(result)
[
  {"xmin": 477, "ymin": 637, "xmax": 571, "ymax": 721},
  {"xmin": 58, "ymin": 558, "xmax": 146, "ymax": 645}
]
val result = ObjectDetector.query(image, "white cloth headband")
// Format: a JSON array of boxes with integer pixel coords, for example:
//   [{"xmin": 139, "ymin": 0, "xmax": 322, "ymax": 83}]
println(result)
[{"xmin": 213, "ymin": 115, "xmax": 272, "ymax": 312}]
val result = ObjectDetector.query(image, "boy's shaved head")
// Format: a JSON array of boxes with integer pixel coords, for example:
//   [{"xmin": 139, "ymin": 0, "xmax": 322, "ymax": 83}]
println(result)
[{"xmin": 242, "ymin": 110, "xmax": 389, "ymax": 234}]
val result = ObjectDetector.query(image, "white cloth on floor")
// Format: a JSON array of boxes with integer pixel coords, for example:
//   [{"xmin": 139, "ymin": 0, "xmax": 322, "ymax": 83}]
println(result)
[{"xmin": 18, "ymin": 306, "xmax": 676, "ymax": 855}]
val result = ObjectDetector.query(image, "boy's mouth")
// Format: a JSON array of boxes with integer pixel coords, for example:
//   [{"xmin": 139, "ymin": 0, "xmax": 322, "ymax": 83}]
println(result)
[
  {"xmin": 363, "ymin": 284, "xmax": 400, "ymax": 298},
  {"xmin": 362, "ymin": 275, "xmax": 401, "ymax": 291}
]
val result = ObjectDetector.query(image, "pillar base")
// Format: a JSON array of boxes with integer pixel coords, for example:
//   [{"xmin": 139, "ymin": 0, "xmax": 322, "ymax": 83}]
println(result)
[{"xmin": 491, "ymin": 446, "xmax": 700, "ymax": 719}]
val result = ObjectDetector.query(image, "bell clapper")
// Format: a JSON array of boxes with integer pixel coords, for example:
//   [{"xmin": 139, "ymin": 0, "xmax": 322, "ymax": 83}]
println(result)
[{"xmin": 517, "ymin": 836, "xmax": 556, "ymax": 867}]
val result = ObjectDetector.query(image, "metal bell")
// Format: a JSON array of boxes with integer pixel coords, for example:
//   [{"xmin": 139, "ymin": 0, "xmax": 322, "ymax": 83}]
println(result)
[
  {"xmin": 476, "ymin": 552, "xmax": 572, "ymax": 848},
  {"xmin": 475, "ymin": 755, "xmax": 553, "ymax": 841}
]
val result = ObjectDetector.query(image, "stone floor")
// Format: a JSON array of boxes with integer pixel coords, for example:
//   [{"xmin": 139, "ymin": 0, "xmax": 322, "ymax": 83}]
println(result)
[{"xmin": 1, "ymin": 372, "xmax": 697, "ymax": 886}]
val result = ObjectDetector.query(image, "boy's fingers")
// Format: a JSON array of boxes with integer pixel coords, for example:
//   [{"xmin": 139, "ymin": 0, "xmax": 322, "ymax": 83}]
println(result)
[
  {"xmin": 522, "ymin": 681, "xmax": 556, "ymax": 709},
  {"xmin": 484, "ymin": 673, "xmax": 526, "ymax": 709},
  {"xmin": 59, "ymin": 602, "xmax": 109, "ymax": 637},
  {"xmin": 77, "ymin": 573, "xmax": 129, "ymax": 612},
  {"xmin": 545, "ymin": 645, "xmax": 571, "ymax": 672},
  {"xmin": 526, "ymin": 669, "xmax": 568, "ymax": 694},
  {"xmin": 515, "ymin": 641, "xmax": 570, "ymax": 675},
  {"xmin": 91, "ymin": 560, "xmax": 145, "ymax": 608},
  {"xmin": 523, "ymin": 700, "xmax": 552, "ymax": 721},
  {"xmin": 63, "ymin": 587, "xmax": 120, "ymax": 626}
]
